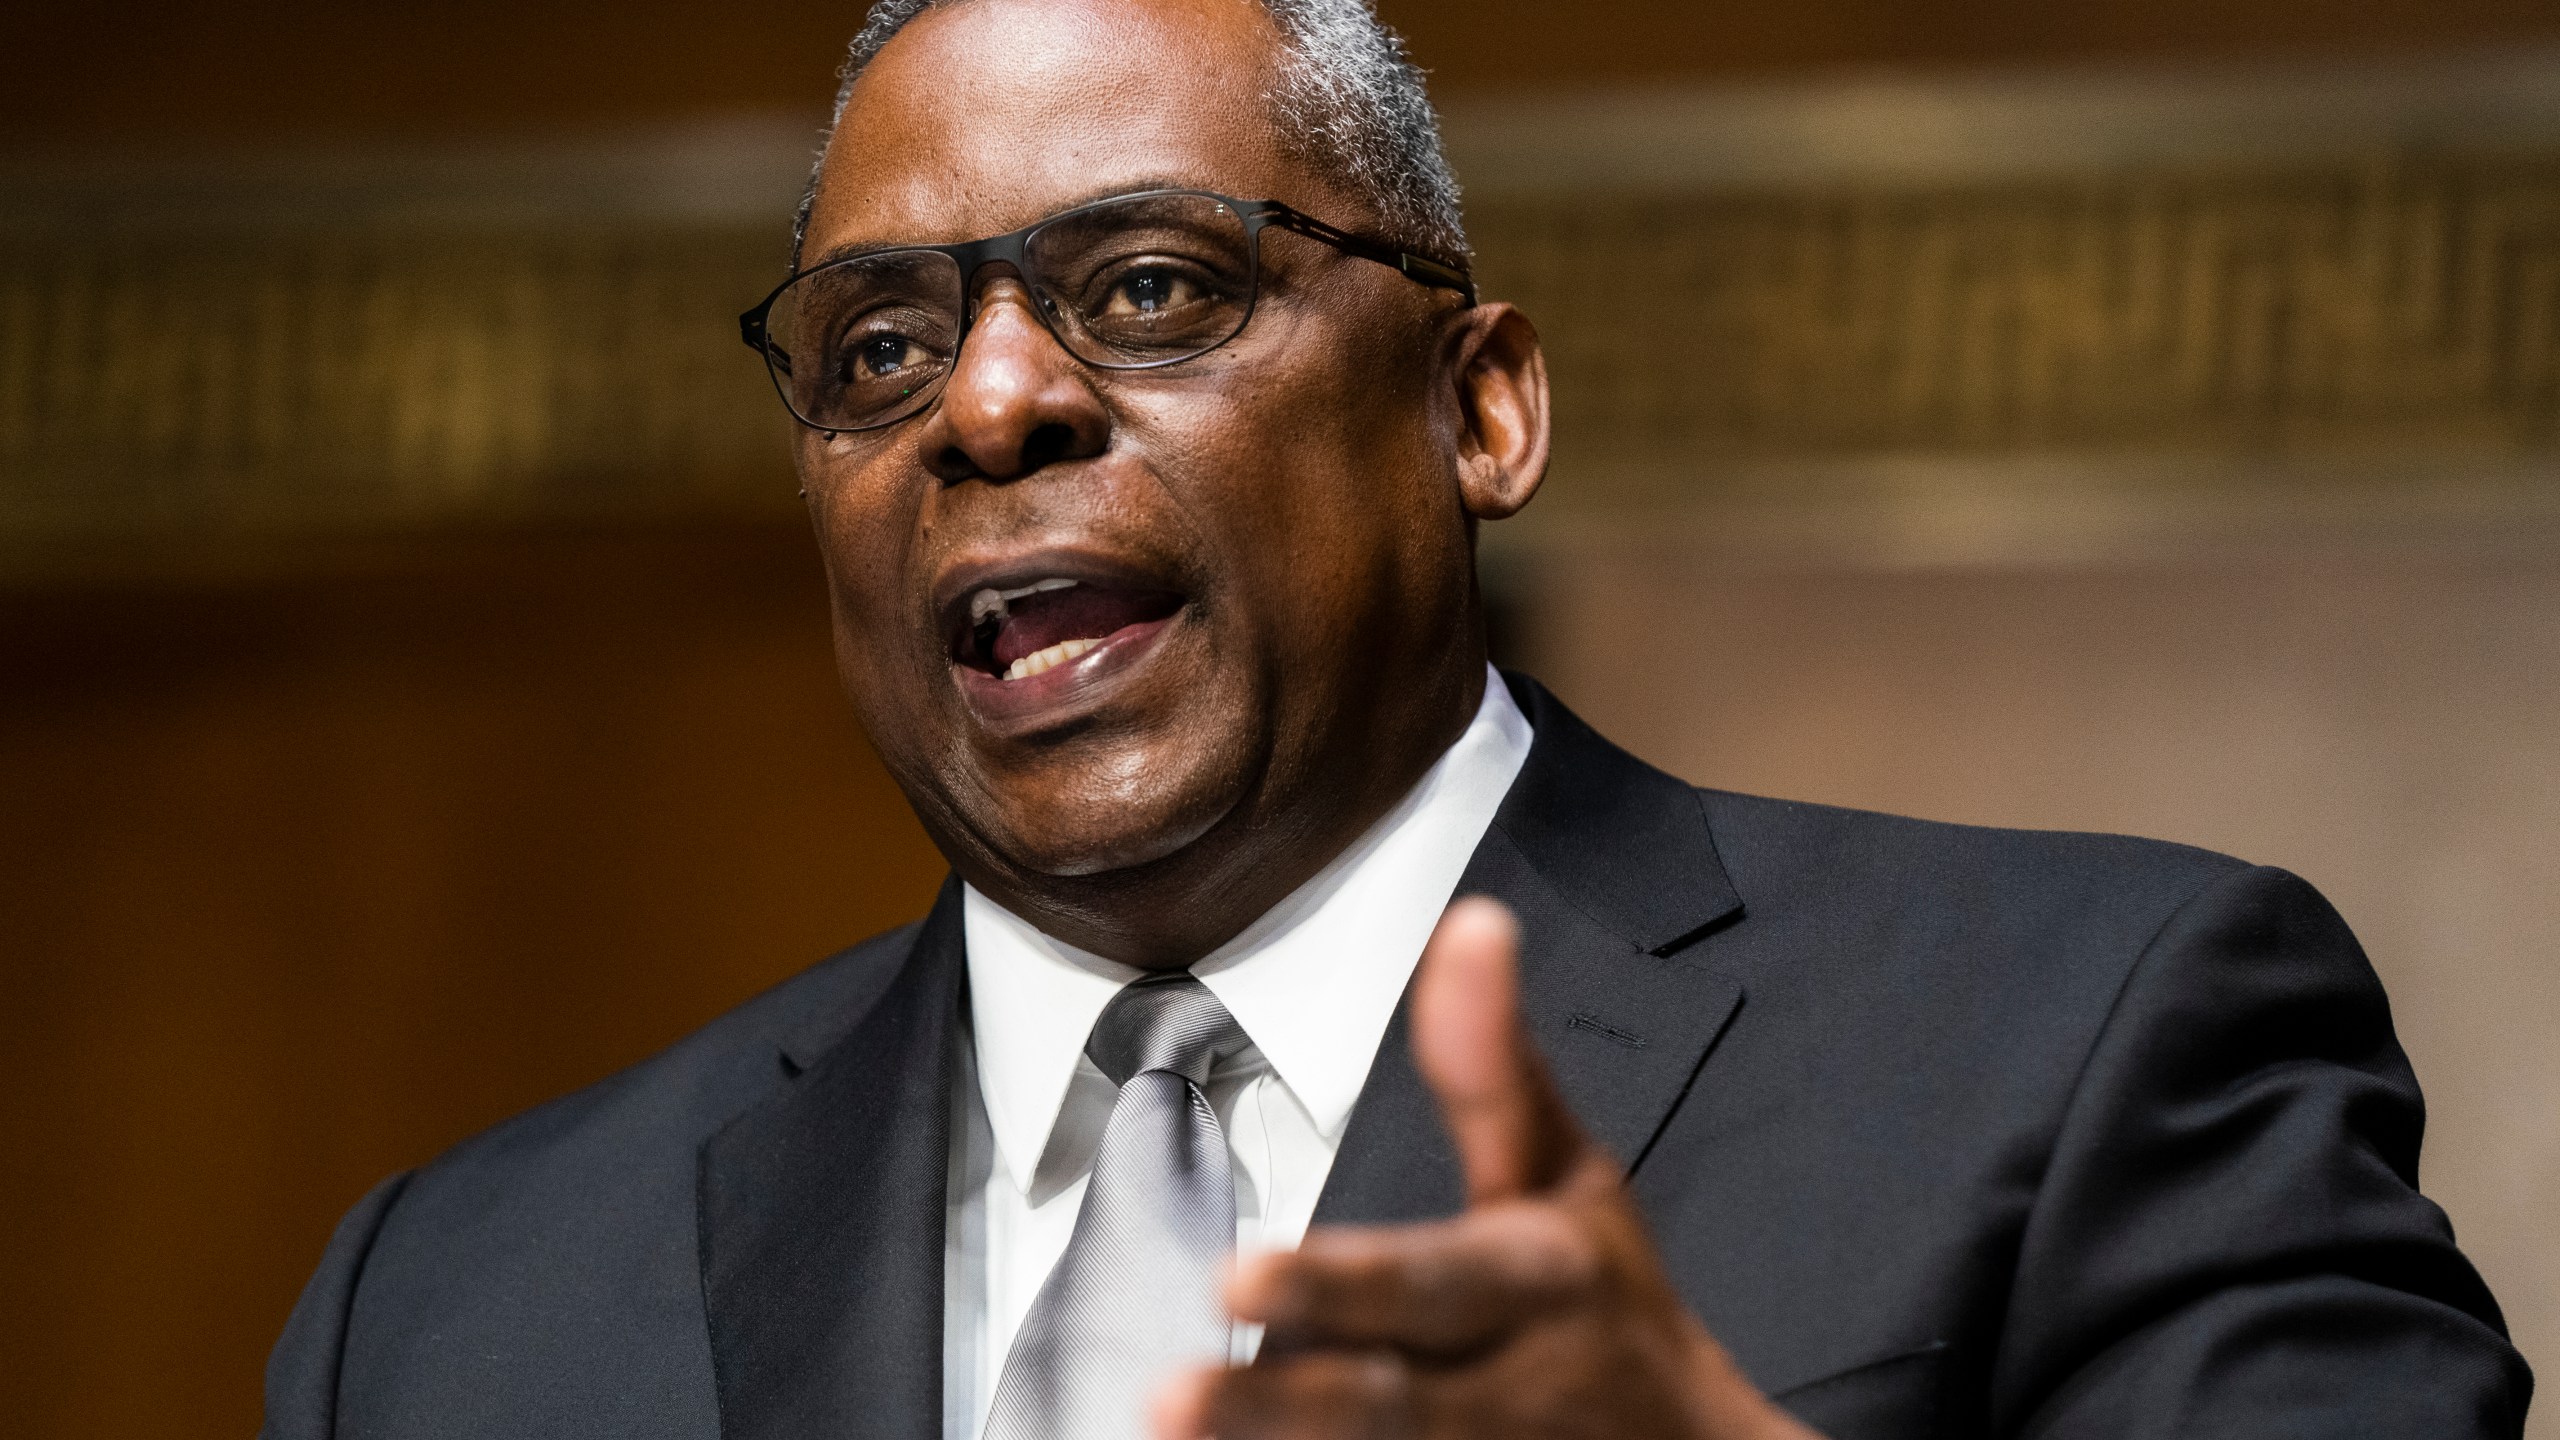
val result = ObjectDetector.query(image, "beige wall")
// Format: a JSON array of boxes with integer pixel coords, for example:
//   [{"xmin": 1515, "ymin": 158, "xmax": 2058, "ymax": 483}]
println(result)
[{"xmin": 1514, "ymin": 512, "xmax": 2560, "ymax": 1432}]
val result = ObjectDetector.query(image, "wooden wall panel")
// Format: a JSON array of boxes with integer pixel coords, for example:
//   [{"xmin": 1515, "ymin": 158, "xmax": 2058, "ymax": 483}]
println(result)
[{"xmin": 0, "ymin": 524, "xmax": 947, "ymax": 1436}]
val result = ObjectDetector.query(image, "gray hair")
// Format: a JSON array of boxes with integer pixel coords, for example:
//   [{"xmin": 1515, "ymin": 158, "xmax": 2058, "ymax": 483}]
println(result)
[{"xmin": 790, "ymin": 0, "xmax": 1467, "ymax": 267}]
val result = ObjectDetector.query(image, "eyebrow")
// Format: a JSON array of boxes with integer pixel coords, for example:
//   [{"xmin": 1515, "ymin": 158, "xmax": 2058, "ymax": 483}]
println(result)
[{"xmin": 799, "ymin": 174, "xmax": 1219, "ymax": 271}]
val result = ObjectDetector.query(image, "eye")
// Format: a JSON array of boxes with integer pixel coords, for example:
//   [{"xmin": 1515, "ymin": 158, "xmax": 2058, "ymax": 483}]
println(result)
[
  {"xmin": 847, "ymin": 333, "xmax": 922, "ymax": 379},
  {"xmin": 1099, "ymin": 265, "xmax": 1205, "ymax": 318}
]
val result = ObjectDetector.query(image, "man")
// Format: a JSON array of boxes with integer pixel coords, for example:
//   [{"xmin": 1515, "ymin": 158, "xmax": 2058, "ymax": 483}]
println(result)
[{"xmin": 264, "ymin": 0, "xmax": 2533, "ymax": 1436}]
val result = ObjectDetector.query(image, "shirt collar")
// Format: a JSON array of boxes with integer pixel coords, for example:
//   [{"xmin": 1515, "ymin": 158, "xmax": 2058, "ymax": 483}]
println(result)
[{"xmin": 962, "ymin": 665, "xmax": 1534, "ymax": 1195}]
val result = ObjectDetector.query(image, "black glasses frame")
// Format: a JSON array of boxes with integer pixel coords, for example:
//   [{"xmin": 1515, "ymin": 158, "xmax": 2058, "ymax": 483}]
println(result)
[{"xmin": 737, "ymin": 187, "xmax": 1477, "ymax": 433}]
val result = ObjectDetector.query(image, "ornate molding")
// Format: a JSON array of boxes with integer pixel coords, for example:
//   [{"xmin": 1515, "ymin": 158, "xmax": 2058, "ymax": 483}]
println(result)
[
  {"xmin": 8, "ymin": 59, "xmax": 2560, "ymax": 569},
  {"xmin": 1, "ymin": 223, "xmax": 796, "ymax": 541},
  {"xmin": 1477, "ymin": 157, "xmax": 2560, "ymax": 488}
]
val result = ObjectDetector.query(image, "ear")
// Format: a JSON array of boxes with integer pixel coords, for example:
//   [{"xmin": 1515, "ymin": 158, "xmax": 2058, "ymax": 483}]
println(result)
[{"xmin": 1443, "ymin": 302, "xmax": 1551, "ymax": 521}]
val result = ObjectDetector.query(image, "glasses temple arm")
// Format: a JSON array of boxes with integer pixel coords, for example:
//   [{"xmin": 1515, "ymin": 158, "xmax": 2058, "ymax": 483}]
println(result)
[{"xmin": 1263, "ymin": 207, "xmax": 1478, "ymax": 305}]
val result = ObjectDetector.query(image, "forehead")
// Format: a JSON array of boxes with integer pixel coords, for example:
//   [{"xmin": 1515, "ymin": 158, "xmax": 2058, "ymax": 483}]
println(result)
[{"xmin": 805, "ymin": 0, "xmax": 1328, "ymax": 257}]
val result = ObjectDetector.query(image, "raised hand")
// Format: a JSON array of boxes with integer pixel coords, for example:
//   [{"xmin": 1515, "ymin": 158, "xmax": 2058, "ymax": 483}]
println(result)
[{"xmin": 1153, "ymin": 897, "xmax": 1823, "ymax": 1440}]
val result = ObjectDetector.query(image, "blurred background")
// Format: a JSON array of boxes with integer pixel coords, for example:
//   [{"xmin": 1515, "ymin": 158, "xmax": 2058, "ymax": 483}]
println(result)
[{"xmin": 4, "ymin": 1, "xmax": 2556, "ymax": 1434}]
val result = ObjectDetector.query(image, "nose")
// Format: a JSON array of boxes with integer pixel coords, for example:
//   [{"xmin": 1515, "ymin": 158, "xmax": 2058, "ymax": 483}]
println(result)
[{"xmin": 915, "ymin": 274, "xmax": 1110, "ymax": 485}]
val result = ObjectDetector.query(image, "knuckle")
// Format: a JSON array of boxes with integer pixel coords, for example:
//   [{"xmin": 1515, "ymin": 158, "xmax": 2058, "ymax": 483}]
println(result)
[
  {"xmin": 1546, "ymin": 1221, "xmax": 1608, "ymax": 1293},
  {"xmin": 1483, "ymin": 1203, "xmax": 1605, "ymax": 1297},
  {"xmin": 1347, "ymin": 1352, "xmax": 1420, "ymax": 1440},
  {"xmin": 1229, "ymin": 1352, "xmax": 1416, "ymax": 1440}
]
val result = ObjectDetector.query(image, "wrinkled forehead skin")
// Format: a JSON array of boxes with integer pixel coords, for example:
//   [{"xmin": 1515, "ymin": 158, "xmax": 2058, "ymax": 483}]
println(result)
[{"xmin": 802, "ymin": 0, "xmax": 1371, "ymax": 260}]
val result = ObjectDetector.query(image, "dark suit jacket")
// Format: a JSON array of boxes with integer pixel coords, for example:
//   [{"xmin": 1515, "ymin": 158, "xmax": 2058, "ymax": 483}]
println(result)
[{"xmin": 264, "ymin": 674, "xmax": 2532, "ymax": 1439}]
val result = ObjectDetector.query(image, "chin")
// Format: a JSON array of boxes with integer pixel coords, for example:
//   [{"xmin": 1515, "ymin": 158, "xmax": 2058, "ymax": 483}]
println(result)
[{"xmin": 950, "ymin": 720, "xmax": 1263, "ymax": 884}]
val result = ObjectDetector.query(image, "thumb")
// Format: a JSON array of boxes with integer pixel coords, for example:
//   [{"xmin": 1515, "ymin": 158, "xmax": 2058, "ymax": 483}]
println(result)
[{"xmin": 1410, "ymin": 896, "xmax": 1586, "ymax": 1202}]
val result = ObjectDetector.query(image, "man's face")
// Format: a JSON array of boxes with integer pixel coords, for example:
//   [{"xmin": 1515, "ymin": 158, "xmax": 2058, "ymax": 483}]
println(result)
[{"xmin": 797, "ymin": 0, "xmax": 1493, "ymax": 924}]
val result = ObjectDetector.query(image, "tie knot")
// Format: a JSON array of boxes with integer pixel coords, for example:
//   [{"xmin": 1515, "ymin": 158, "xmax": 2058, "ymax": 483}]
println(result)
[{"xmin": 1085, "ymin": 974, "xmax": 1247, "ymax": 1088}]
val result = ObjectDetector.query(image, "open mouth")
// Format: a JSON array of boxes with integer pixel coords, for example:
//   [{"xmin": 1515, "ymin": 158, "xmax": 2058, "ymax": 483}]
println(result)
[{"xmin": 952, "ymin": 577, "xmax": 1187, "ymax": 682}]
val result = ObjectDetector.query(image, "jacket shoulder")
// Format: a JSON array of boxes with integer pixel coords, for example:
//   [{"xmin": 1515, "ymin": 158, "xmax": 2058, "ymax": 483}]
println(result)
[
  {"xmin": 419, "ymin": 916, "xmax": 924, "ymax": 1185},
  {"xmin": 343, "ymin": 917, "xmax": 925, "ymax": 1302},
  {"xmin": 1684, "ymin": 788, "xmax": 2279, "ymax": 1109},
  {"xmin": 1697, "ymin": 786, "xmax": 2255, "ymax": 958},
  {"xmin": 278, "ymin": 918, "xmax": 930, "ymax": 1431}
]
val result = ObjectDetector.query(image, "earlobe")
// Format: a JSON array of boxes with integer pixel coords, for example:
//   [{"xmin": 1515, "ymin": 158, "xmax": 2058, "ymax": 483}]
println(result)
[{"xmin": 1449, "ymin": 304, "xmax": 1553, "ymax": 522}]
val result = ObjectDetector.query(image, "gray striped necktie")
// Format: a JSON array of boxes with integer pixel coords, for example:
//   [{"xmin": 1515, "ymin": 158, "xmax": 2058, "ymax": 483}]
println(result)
[{"xmin": 982, "ymin": 973, "xmax": 1249, "ymax": 1440}]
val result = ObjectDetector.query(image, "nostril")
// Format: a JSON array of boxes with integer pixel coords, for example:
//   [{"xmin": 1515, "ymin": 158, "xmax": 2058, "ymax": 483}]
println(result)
[
  {"xmin": 1018, "ymin": 422, "xmax": 1081, "ymax": 473},
  {"xmin": 929, "ymin": 442, "xmax": 987, "ymax": 486},
  {"xmin": 928, "ymin": 421, "xmax": 1080, "ymax": 486}
]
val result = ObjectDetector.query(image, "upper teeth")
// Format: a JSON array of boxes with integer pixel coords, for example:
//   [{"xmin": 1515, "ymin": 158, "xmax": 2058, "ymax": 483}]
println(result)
[
  {"xmin": 969, "ymin": 577, "xmax": 1078, "ymax": 627},
  {"xmin": 1004, "ymin": 637, "xmax": 1100, "ymax": 681}
]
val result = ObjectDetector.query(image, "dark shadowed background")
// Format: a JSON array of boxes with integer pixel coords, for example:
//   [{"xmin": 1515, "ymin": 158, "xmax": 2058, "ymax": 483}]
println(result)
[{"xmin": 3, "ymin": 3, "xmax": 2556, "ymax": 1436}]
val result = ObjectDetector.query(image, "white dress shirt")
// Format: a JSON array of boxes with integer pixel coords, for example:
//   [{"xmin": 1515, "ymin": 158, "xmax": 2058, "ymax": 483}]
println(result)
[{"xmin": 942, "ymin": 666, "xmax": 1534, "ymax": 1440}]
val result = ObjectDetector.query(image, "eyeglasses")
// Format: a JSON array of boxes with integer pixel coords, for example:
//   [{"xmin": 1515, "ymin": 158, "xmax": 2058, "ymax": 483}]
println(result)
[{"xmin": 738, "ymin": 188, "xmax": 1475, "ymax": 434}]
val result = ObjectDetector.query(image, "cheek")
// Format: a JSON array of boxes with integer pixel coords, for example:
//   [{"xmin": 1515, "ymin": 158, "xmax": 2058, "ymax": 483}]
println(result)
[
  {"xmin": 1182, "ymin": 367, "xmax": 1446, "ymax": 626},
  {"xmin": 1116, "ymin": 323, "xmax": 1441, "ymax": 547},
  {"xmin": 803, "ymin": 444, "xmax": 934, "ymax": 675}
]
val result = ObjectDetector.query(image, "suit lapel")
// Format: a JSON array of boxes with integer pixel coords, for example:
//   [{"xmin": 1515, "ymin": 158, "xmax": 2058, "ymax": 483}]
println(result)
[
  {"xmin": 1316, "ymin": 675, "xmax": 1747, "ymax": 1226},
  {"xmin": 698, "ymin": 881, "xmax": 965, "ymax": 1440}
]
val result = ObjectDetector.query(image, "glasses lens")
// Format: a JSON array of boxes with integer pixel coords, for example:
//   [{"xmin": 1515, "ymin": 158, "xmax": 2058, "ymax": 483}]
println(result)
[
  {"xmin": 1025, "ymin": 192, "xmax": 1255, "ymax": 367},
  {"xmin": 765, "ymin": 249, "xmax": 963, "ymax": 430}
]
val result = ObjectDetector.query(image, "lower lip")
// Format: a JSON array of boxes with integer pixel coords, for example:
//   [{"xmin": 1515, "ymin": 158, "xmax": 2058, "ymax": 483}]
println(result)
[{"xmin": 952, "ymin": 611, "xmax": 1182, "ymax": 733}]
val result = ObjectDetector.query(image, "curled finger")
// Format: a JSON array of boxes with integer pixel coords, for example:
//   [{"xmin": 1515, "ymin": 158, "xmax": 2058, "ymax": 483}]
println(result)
[{"xmin": 1232, "ymin": 1202, "xmax": 1600, "ymax": 1357}]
